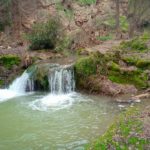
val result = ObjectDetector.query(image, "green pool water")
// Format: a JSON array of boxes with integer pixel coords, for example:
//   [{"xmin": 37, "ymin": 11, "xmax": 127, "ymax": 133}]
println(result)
[{"xmin": 0, "ymin": 92, "xmax": 121, "ymax": 150}]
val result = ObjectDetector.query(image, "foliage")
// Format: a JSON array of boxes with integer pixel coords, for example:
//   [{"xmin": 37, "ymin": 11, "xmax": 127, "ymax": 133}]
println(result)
[
  {"xmin": 26, "ymin": 18, "xmax": 62, "ymax": 50},
  {"xmin": 122, "ymin": 56, "xmax": 138, "ymax": 66},
  {"xmin": 86, "ymin": 107, "xmax": 150, "ymax": 150},
  {"xmin": 123, "ymin": 56, "xmax": 150, "ymax": 70},
  {"xmin": 75, "ymin": 56, "xmax": 97, "ymax": 76},
  {"xmin": 55, "ymin": 36, "xmax": 72, "ymax": 52},
  {"xmin": 108, "ymin": 69, "xmax": 148, "ymax": 89},
  {"xmin": 140, "ymin": 31, "xmax": 150, "ymax": 42},
  {"xmin": 77, "ymin": 0, "xmax": 96, "ymax": 5},
  {"xmin": 120, "ymin": 38, "xmax": 148, "ymax": 51},
  {"xmin": 96, "ymin": 34, "xmax": 113, "ymax": 41},
  {"xmin": 0, "ymin": 55, "xmax": 21, "ymax": 69},
  {"xmin": 0, "ymin": 80, "xmax": 4, "ymax": 86},
  {"xmin": 136, "ymin": 60, "xmax": 150, "ymax": 69},
  {"xmin": 108, "ymin": 62, "xmax": 120, "ymax": 71},
  {"xmin": 102, "ymin": 16, "xmax": 129, "ymax": 32},
  {"xmin": 75, "ymin": 51, "xmax": 149, "ymax": 89},
  {"xmin": 56, "ymin": 2, "xmax": 74, "ymax": 20}
]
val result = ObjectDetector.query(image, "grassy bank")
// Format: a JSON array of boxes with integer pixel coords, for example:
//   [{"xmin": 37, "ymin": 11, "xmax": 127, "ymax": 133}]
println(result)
[{"xmin": 86, "ymin": 106, "xmax": 150, "ymax": 150}]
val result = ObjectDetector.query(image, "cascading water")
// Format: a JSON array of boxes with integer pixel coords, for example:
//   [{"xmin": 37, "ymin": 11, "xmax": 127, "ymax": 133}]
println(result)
[
  {"xmin": 49, "ymin": 65, "xmax": 75, "ymax": 94},
  {"xmin": 29, "ymin": 64, "xmax": 76, "ymax": 111},
  {"xmin": 9, "ymin": 71, "xmax": 30, "ymax": 93},
  {"xmin": 0, "ymin": 71, "xmax": 31, "ymax": 102},
  {"xmin": 0, "ymin": 63, "xmax": 76, "ymax": 109}
]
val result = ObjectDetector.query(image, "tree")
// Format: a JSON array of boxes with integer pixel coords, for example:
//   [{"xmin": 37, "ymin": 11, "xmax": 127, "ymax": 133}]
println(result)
[
  {"xmin": 128, "ymin": 0, "xmax": 150, "ymax": 38},
  {"xmin": 115, "ymin": 0, "xmax": 120, "ymax": 37}
]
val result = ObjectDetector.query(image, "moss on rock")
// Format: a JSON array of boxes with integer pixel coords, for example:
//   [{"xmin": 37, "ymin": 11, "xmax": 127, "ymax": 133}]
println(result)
[
  {"xmin": 122, "ymin": 56, "xmax": 150, "ymax": 70},
  {"xmin": 108, "ymin": 69, "xmax": 148, "ymax": 89},
  {"xmin": 75, "ymin": 51, "xmax": 149, "ymax": 91},
  {"xmin": 136, "ymin": 59, "xmax": 150, "ymax": 69}
]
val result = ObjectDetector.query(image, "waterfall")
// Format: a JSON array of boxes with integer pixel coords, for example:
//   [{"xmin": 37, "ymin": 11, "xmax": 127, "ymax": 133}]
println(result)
[
  {"xmin": 0, "ymin": 71, "xmax": 31, "ymax": 102},
  {"xmin": 49, "ymin": 65, "xmax": 75, "ymax": 94},
  {"xmin": 9, "ymin": 71, "xmax": 30, "ymax": 93},
  {"xmin": 0, "ymin": 63, "xmax": 75, "ymax": 103}
]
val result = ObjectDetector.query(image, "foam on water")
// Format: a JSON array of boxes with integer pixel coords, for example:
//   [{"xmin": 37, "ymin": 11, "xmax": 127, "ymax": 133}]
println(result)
[
  {"xmin": 0, "ymin": 71, "xmax": 30, "ymax": 102},
  {"xmin": 29, "ymin": 92, "xmax": 77, "ymax": 111}
]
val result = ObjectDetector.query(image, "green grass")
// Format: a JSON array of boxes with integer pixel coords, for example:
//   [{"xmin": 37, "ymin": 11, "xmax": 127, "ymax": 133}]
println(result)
[
  {"xmin": 108, "ymin": 68, "xmax": 148, "ymax": 89},
  {"xmin": 96, "ymin": 35, "xmax": 113, "ymax": 41},
  {"xmin": 86, "ymin": 107, "xmax": 150, "ymax": 150},
  {"xmin": 77, "ymin": 0, "xmax": 96, "ymax": 5},
  {"xmin": 120, "ymin": 34, "xmax": 149, "ymax": 52}
]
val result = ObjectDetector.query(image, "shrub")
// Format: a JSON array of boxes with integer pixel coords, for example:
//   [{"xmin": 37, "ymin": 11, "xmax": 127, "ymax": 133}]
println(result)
[
  {"xmin": 77, "ymin": 0, "xmax": 96, "ymax": 5},
  {"xmin": 120, "ymin": 38, "xmax": 148, "ymax": 51},
  {"xmin": 102, "ymin": 16, "xmax": 129, "ymax": 32},
  {"xmin": 26, "ymin": 18, "xmax": 62, "ymax": 50},
  {"xmin": 0, "ymin": 55, "xmax": 21, "ymax": 69},
  {"xmin": 96, "ymin": 35, "xmax": 113, "ymax": 41}
]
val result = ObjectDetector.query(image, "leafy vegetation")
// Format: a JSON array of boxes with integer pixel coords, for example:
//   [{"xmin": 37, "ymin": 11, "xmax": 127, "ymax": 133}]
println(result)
[
  {"xmin": 108, "ymin": 68, "xmax": 148, "ymax": 89},
  {"xmin": 26, "ymin": 18, "xmax": 62, "ymax": 50},
  {"xmin": 102, "ymin": 16, "xmax": 129, "ymax": 32},
  {"xmin": 0, "ymin": 55, "xmax": 21, "ymax": 69},
  {"xmin": 77, "ymin": 0, "xmax": 96, "ymax": 5},
  {"xmin": 121, "ymin": 38, "xmax": 148, "ymax": 51},
  {"xmin": 75, "ymin": 51, "xmax": 149, "ymax": 90},
  {"xmin": 96, "ymin": 34, "xmax": 113, "ymax": 41},
  {"xmin": 87, "ymin": 107, "xmax": 150, "ymax": 150}
]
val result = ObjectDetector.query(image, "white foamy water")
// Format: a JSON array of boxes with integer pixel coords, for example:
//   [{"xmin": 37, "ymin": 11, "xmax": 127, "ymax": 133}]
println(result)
[
  {"xmin": 0, "ymin": 71, "xmax": 30, "ymax": 102},
  {"xmin": 29, "ymin": 92, "xmax": 78, "ymax": 111},
  {"xmin": 0, "ymin": 64, "xmax": 76, "ymax": 110},
  {"xmin": 30, "ymin": 65, "xmax": 76, "ymax": 111}
]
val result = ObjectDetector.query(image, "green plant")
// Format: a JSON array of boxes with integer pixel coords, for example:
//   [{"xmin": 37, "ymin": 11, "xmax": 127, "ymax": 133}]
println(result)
[
  {"xmin": 55, "ymin": 36, "xmax": 72, "ymax": 52},
  {"xmin": 75, "ymin": 56, "xmax": 97, "ymax": 76},
  {"xmin": 120, "ymin": 38, "xmax": 148, "ymax": 51},
  {"xmin": 87, "ymin": 107, "xmax": 150, "ymax": 150},
  {"xmin": 96, "ymin": 35, "xmax": 113, "ymax": 41},
  {"xmin": 0, "ymin": 55, "xmax": 21, "ymax": 69},
  {"xmin": 26, "ymin": 18, "xmax": 62, "ymax": 50},
  {"xmin": 77, "ymin": 0, "xmax": 96, "ymax": 5},
  {"xmin": 102, "ymin": 16, "xmax": 129, "ymax": 32}
]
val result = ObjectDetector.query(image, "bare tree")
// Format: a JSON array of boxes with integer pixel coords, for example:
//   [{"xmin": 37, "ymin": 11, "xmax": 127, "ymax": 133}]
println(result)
[
  {"xmin": 128, "ymin": 0, "xmax": 150, "ymax": 38},
  {"xmin": 115, "ymin": 0, "xmax": 120, "ymax": 37}
]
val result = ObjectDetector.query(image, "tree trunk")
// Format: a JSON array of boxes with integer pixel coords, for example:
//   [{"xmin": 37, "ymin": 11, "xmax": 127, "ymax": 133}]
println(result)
[{"xmin": 115, "ymin": 0, "xmax": 120, "ymax": 38}]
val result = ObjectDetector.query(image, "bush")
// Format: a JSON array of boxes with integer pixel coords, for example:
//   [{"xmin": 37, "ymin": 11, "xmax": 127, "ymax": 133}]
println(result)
[
  {"xmin": 77, "ymin": 0, "xmax": 96, "ymax": 5},
  {"xmin": 0, "ymin": 55, "xmax": 21, "ymax": 69},
  {"xmin": 96, "ymin": 35, "xmax": 113, "ymax": 41},
  {"xmin": 102, "ymin": 16, "xmax": 129, "ymax": 32},
  {"xmin": 26, "ymin": 18, "xmax": 62, "ymax": 50},
  {"xmin": 120, "ymin": 38, "xmax": 148, "ymax": 51}
]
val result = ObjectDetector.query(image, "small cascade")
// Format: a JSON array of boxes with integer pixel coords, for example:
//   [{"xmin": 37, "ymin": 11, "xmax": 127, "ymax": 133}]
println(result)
[
  {"xmin": 49, "ymin": 65, "xmax": 75, "ymax": 94},
  {"xmin": 0, "ymin": 63, "xmax": 75, "ymax": 103},
  {"xmin": 0, "ymin": 71, "xmax": 31, "ymax": 102},
  {"xmin": 9, "ymin": 71, "xmax": 31, "ymax": 93}
]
